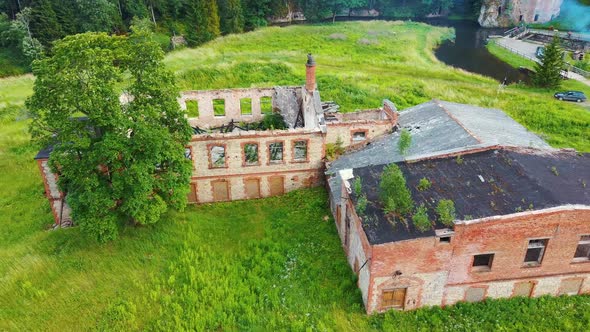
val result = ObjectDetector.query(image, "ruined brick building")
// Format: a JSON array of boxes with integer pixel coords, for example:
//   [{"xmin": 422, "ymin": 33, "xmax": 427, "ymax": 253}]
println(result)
[
  {"xmin": 35, "ymin": 57, "xmax": 590, "ymax": 314},
  {"xmin": 479, "ymin": 0, "xmax": 564, "ymax": 27},
  {"xmin": 35, "ymin": 55, "xmax": 397, "ymax": 224},
  {"xmin": 327, "ymin": 100, "xmax": 590, "ymax": 313}
]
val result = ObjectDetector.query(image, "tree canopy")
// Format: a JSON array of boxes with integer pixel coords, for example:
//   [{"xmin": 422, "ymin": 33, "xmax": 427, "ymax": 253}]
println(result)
[{"xmin": 27, "ymin": 26, "xmax": 193, "ymax": 242}]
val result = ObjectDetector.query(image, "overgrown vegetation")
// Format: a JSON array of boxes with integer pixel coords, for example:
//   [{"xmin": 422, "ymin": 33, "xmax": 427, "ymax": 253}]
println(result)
[
  {"xmin": 326, "ymin": 136, "xmax": 345, "ymax": 161},
  {"xmin": 398, "ymin": 128, "xmax": 412, "ymax": 155},
  {"xmin": 412, "ymin": 204, "xmax": 431, "ymax": 232},
  {"xmin": 380, "ymin": 164, "xmax": 413, "ymax": 216},
  {"xmin": 27, "ymin": 29, "xmax": 193, "ymax": 242},
  {"xmin": 417, "ymin": 177, "xmax": 431, "ymax": 191},
  {"xmin": 436, "ymin": 199, "xmax": 456, "ymax": 226},
  {"xmin": 353, "ymin": 177, "xmax": 363, "ymax": 196}
]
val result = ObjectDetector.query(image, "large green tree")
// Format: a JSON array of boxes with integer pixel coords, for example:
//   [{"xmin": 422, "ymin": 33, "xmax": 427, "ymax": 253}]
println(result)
[
  {"xmin": 27, "ymin": 27, "xmax": 193, "ymax": 242},
  {"xmin": 532, "ymin": 36, "xmax": 565, "ymax": 89}
]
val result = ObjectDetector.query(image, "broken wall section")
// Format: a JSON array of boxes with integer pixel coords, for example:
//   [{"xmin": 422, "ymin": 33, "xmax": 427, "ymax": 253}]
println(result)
[{"xmin": 179, "ymin": 87, "xmax": 305, "ymax": 129}]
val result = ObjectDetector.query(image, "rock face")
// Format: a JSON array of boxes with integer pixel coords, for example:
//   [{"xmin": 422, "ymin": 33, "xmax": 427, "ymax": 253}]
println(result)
[{"xmin": 478, "ymin": 0, "xmax": 564, "ymax": 27}]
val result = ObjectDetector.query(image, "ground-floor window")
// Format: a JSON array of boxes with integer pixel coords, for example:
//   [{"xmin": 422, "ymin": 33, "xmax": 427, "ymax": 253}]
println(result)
[
  {"xmin": 382, "ymin": 288, "xmax": 406, "ymax": 309},
  {"xmin": 558, "ymin": 278, "xmax": 583, "ymax": 296},
  {"xmin": 465, "ymin": 287, "xmax": 486, "ymax": 302}
]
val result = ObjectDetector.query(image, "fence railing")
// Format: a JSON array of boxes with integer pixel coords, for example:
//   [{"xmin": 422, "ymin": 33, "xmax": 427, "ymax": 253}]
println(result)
[
  {"xmin": 494, "ymin": 40, "xmax": 539, "ymax": 63},
  {"xmin": 528, "ymin": 29, "xmax": 590, "ymax": 43},
  {"xmin": 494, "ymin": 40, "xmax": 590, "ymax": 78}
]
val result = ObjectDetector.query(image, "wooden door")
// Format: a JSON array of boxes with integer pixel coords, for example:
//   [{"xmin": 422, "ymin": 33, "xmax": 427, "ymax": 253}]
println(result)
[
  {"xmin": 269, "ymin": 176, "xmax": 284, "ymax": 196},
  {"xmin": 513, "ymin": 281, "xmax": 534, "ymax": 297},
  {"xmin": 245, "ymin": 178, "xmax": 260, "ymax": 199},
  {"xmin": 212, "ymin": 180, "xmax": 229, "ymax": 202},
  {"xmin": 382, "ymin": 288, "xmax": 406, "ymax": 309}
]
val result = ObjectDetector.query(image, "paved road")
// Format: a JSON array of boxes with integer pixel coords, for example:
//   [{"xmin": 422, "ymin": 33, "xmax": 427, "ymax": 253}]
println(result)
[{"xmin": 496, "ymin": 37, "xmax": 590, "ymax": 87}]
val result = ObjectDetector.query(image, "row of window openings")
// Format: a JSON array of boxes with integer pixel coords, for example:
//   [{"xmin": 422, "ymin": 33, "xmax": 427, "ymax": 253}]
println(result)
[
  {"xmin": 200, "ymin": 141, "xmax": 308, "ymax": 168},
  {"xmin": 185, "ymin": 97, "xmax": 273, "ymax": 117},
  {"xmin": 472, "ymin": 236, "xmax": 590, "ymax": 271}
]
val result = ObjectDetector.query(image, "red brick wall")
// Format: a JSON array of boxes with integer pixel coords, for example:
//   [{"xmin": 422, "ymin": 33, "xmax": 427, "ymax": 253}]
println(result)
[{"xmin": 362, "ymin": 207, "xmax": 590, "ymax": 313}]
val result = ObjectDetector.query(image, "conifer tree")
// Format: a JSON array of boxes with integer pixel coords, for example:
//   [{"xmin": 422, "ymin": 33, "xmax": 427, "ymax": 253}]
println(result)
[
  {"xmin": 28, "ymin": 0, "xmax": 63, "ymax": 45},
  {"xmin": 532, "ymin": 36, "xmax": 565, "ymax": 89},
  {"xmin": 203, "ymin": 0, "xmax": 220, "ymax": 40},
  {"xmin": 219, "ymin": 0, "xmax": 244, "ymax": 35}
]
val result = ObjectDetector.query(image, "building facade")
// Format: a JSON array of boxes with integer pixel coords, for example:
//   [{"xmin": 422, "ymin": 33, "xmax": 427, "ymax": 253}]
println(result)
[
  {"xmin": 35, "ymin": 56, "xmax": 397, "ymax": 223},
  {"xmin": 327, "ymin": 100, "xmax": 589, "ymax": 313}
]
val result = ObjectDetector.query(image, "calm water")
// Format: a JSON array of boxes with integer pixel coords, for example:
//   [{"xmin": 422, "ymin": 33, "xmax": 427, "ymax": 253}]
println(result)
[{"xmin": 427, "ymin": 19, "xmax": 531, "ymax": 83}]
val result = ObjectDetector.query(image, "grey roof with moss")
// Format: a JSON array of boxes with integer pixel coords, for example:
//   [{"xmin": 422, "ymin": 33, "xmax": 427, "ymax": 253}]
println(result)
[{"xmin": 327, "ymin": 100, "xmax": 552, "ymax": 205}]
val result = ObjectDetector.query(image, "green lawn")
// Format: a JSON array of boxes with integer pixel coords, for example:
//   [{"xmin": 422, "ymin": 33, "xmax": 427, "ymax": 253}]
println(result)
[{"xmin": 2, "ymin": 21, "xmax": 590, "ymax": 331}]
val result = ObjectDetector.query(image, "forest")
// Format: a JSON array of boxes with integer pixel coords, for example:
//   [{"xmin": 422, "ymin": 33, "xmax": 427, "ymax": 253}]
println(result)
[{"xmin": 0, "ymin": 0, "xmax": 479, "ymax": 77}]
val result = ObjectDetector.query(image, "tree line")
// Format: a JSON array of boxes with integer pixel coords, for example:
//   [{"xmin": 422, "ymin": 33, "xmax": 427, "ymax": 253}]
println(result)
[{"xmin": 0, "ymin": 0, "xmax": 483, "ymax": 68}]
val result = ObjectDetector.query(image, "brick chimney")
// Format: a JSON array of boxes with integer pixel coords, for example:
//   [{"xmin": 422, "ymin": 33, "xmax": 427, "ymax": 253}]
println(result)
[{"xmin": 305, "ymin": 53, "xmax": 316, "ymax": 92}]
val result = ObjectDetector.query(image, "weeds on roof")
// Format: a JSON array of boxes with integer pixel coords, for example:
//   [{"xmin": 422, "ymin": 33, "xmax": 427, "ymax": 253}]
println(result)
[
  {"xmin": 455, "ymin": 155, "xmax": 464, "ymax": 165},
  {"xmin": 436, "ymin": 200, "xmax": 456, "ymax": 226},
  {"xmin": 352, "ymin": 177, "xmax": 362, "ymax": 196},
  {"xmin": 398, "ymin": 129, "xmax": 412, "ymax": 155},
  {"xmin": 551, "ymin": 166, "xmax": 559, "ymax": 176},
  {"xmin": 380, "ymin": 164, "xmax": 414, "ymax": 216},
  {"xmin": 417, "ymin": 177, "xmax": 432, "ymax": 191},
  {"xmin": 356, "ymin": 195, "xmax": 368, "ymax": 216},
  {"xmin": 413, "ymin": 204, "xmax": 431, "ymax": 232}
]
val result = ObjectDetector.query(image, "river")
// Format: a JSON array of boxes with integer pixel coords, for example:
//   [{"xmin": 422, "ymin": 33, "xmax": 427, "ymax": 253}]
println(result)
[{"xmin": 427, "ymin": 19, "xmax": 531, "ymax": 84}]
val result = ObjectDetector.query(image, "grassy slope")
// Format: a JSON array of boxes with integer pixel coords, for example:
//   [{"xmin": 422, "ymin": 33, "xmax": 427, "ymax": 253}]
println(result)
[{"xmin": 1, "ymin": 21, "xmax": 590, "ymax": 331}]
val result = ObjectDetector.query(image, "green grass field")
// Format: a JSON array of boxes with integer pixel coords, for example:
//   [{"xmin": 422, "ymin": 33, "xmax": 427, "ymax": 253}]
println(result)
[{"xmin": 2, "ymin": 21, "xmax": 590, "ymax": 331}]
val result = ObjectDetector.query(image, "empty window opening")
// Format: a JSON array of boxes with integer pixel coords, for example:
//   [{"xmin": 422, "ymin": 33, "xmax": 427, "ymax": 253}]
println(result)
[
  {"xmin": 240, "ymin": 98, "xmax": 252, "ymax": 115},
  {"xmin": 243, "ymin": 143, "xmax": 259, "ymax": 166},
  {"xmin": 260, "ymin": 96, "xmax": 273, "ymax": 114},
  {"xmin": 382, "ymin": 288, "xmax": 407, "ymax": 309},
  {"xmin": 519, "ymin": 15, "xmax": 523, "ymax": 22},
  {"xmin": 439, "ymin": 236, "xmax": 451, "ymax": 243},
  {"xmin": 534, "ymin": 14, "xmax": 539, "ymax": 22},
  {"xmin": 213, "ymin": 99, "xmax": 225, "ymax": 116},
  {"xmin": 524, "ymin": 239, "xmax": 548, "ymax": 266},
  {"xmin": 498, "ymin": 6, "xmax": 502, "ymax": 15},
  {"xmin": 210, "ymin": 145, "xmax": 226, "ymax": 168},
  {"xmin": 473, "ymin": 254, "xmax": 494, "ymax": 272},
  {"xmin": 573, "ymin": 235, "xmax": 590, "ymax": 262},
  {"xmin": 558, "ymin": 278, "xmax": 583, "ymax": 296},
  {"xmin": 269, "ymin": 142, "xmax": 284, "ymax": 163},
  {"xmin": 186, "ymin": 100, "xmax": 199, "ymax": 117},
  {"xmin": 352, "ymin": 131, "xmax": 367, "ymax": 142},
  {"xmin": 184, "ymin": 147, "xmax": 193, "ymax": 160},
  {"xmin": 293, "ymin": 140, "xmax": 308, "ymax": 161},
  {"xmin": 465, "ymin": 287, "xmax": 486, "ymax": 303}
]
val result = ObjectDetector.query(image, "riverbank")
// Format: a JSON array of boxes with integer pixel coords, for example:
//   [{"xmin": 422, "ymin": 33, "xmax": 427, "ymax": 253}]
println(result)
[{"xmin": 1, "ymin": 21, "xmax": 590, "ymax": 330}]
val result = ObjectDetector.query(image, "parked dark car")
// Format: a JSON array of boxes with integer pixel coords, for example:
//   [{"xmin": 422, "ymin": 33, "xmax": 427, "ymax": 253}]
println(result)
[{"xmin": 554, "ymin": 91, "xmax": 587, "ymax": 102}]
